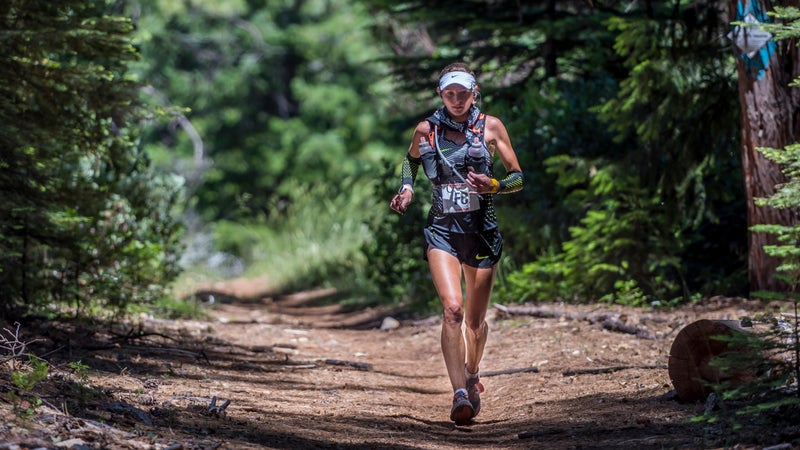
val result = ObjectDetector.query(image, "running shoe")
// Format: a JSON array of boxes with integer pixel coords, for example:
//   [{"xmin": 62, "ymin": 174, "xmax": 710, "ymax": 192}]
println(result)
[
  {"xmin": 466, "ymin": 375, "xmax": 484, "ymax": 417},
  {"xmin": 450, "ymin": 391, "xmax": 474, "ymax": 425}
]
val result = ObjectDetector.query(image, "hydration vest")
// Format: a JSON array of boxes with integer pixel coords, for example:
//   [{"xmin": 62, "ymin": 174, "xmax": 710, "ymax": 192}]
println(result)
[{"xmin": 426, "ymin": 112, "xmax": 487, "ymax": 149}]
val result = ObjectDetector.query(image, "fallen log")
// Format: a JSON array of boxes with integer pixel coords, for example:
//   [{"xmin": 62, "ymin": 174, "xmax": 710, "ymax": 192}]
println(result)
[
  {"xmin": 493, "ymin": 303, "xmax": 572, "ymax": 319},
  {"xmin": 482, "ymin": 366, "xmax": 539, "ymax": 377},
  {"xmin": 324, "ymin": 359, "xmax": 373, "ymax": 371},
  {"xmin": 493, "ymin": 304, "xmax": 656, "ymax": 339},
  {"xmin": 587, "ymin": 314, "xmax": 656, "ymax": 340},
  {"xmin": 562, "ymin": 365, "xmax": 666, "ymax": 376}
]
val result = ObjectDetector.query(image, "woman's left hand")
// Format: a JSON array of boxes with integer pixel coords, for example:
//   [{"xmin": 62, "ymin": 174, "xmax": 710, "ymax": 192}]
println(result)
[{"xmin": 466, "ymin": 170, "xmax": 494, "ymax": 194}]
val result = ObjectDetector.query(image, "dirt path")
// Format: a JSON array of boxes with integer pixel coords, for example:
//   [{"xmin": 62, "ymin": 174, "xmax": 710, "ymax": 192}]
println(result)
[{"xmin": 0, "ymin": 283, "xmax": 792, "ymax": 449}]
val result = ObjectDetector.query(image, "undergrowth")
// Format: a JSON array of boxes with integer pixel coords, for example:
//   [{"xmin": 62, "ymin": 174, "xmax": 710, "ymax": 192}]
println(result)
[{"xmin": 692, "ymin": 138, "xmax": 800, "ymax": 445}]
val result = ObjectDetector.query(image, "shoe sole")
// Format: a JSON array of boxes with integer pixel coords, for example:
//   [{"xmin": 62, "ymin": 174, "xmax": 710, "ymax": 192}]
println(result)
[{"xmin": 450, "ymin": 402, "xmax": 474, "ymax": 425}]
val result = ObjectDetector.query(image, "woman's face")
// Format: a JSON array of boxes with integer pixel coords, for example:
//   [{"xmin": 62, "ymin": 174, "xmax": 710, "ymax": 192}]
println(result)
[{"xmin": 439, "ymin": 85, "xmax": 474, "ymax": 118}]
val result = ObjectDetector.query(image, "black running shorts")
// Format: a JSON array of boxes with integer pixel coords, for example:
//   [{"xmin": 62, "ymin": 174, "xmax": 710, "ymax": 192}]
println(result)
[{"xmin": 424, "ymin": 225, "xmax": 503, "ymax": 268}]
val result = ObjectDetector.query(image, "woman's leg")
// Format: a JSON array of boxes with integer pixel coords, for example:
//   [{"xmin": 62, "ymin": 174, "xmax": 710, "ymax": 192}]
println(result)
[
  {"xmin": 427, "ymin": 248, "xmax": 467, "ymax": 392},
  {"xmin": 462, "ymin": 263, "xmax": 496, "ymax": 375}
]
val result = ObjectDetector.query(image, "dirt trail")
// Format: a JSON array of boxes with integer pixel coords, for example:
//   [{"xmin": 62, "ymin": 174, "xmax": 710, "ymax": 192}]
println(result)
[{"xmin": 0, "ymin": 281, "xmax": 793, "ymax": 449}]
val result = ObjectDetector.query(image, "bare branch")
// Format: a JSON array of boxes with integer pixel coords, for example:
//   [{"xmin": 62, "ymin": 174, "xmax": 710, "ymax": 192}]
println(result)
[{"xmin": 0, "ymin": 322, "xmax": 42, "ymax": 365}]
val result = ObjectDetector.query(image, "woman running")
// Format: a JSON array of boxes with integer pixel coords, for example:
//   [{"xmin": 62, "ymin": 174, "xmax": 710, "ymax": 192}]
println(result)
[{"xmin": 389, "ymin": 62, "xmax": 523, "ymax": 425}]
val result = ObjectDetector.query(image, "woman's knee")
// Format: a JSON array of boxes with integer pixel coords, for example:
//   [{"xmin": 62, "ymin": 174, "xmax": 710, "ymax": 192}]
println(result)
[
  {"xmin": 441, "ymin": 301, "xmax": 464, "ymax": 324},
  {"xmin": 464, "ymin": 316, "xmax": 486, "ymax": 332}
]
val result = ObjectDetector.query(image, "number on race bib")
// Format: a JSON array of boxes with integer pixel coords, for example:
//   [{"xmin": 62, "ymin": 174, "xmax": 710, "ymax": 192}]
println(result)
[{"xmin": 441, "ymin": 183, "xmax": 479, "ymax": 214}]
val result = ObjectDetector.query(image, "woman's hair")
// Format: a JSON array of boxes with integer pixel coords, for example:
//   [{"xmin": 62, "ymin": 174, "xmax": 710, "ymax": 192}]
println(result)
[{"xmin": 439, "ymin": 62, "xmax": 475, "ymax": 78}]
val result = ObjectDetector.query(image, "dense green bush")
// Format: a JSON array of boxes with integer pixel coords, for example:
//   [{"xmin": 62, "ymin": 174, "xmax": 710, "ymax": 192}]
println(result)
[
  {"xmin": 493, "ymin": 8, "xmax": 746, "ymax": 305},
  {"xmin": 499, "ymin": 157, "xmax": 681, "ymax": 305}
]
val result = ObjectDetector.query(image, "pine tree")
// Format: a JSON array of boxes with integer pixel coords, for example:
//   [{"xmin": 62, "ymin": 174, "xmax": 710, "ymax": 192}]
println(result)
[{"xmin": 0, "ymin": 0, "xmax": 183, "ymax": 316}]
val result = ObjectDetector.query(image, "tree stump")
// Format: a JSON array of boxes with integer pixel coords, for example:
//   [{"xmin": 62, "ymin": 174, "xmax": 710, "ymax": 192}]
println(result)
[{"xmin": 668, "ymin": 319, "xmax": 753, "ymax": 402}]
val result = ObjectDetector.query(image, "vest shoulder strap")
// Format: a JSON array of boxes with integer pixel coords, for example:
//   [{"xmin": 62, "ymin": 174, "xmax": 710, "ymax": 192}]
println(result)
[
  {"xmin": 470, "ymin": 113, "xmax": 486, "ymax": 136},
  {"xmin": 426, "ymin": 119, "xmax": 438, "ymax": 146},
  {"xmin": 425, "ymin": 113, "xmax": 486, "ymax": 146}
]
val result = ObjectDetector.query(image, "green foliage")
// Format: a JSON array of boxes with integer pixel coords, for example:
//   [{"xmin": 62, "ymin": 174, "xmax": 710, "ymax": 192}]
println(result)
[
  {"xmin": 50, "ymin": 0, "xmax": 750, "ymax": 312},
  {"xmin": 362, "ymin": 1, "xmax": 619, "ymax": 96},
  {"xmin": 11, "ymin": 356, "xmax": 48, "ymax": 393},
  {"xmin": 64, "ymin": 359, "xmax": 96, "ymax": 410},
  {"xmin": 759, "ymin": 6, "xmax": 800, "ymax": 43},
  {"xmin": 490, "ymin": 3, "xmax": 746, "ymax": 304},
  {"xmin": 491, "ymin": 76, "xmax": 619, "ymax": 266},
  {"xmin": 68, "ymin": 360, "xmax": 90, "ymax": 383},
  {"xmin": 130, "ymin": 0, "xmax": 396, "ymax": 223},
  {"xmin": 128, "ymin": 0, "xmax": 446, "ymax": 309},
  {"xmin": 148, "ymin": 295, "xmax": 208, "ymax": 320},
  {"xmin": 1, "ymin": 0, "xmax": 185, "ymax": 317},
  {"xmin": 743, "ymin": 8, "xmax": 800, "ymax": 295},
  {"xmin": 723, "ymin": 142, "xmax": 800, "ymax": 430},
  {"xmin": 694, "ymin": 314, "xmax": 800, "ymax": 440},
  {"xmin": 700, "ymin": 3, "xmax": 800, "ymax": 429},
  {"xmin": 755, "ymin": 144, "xmax": 800, "ymax": 213},
  {"xmin": 202, "ymin": 150, "xmax": 440, "ymax": 311},
  {"xmin": 9, "ymin": 355, "xmax": 48, "ymax": 418},
  {"xmin": 499, "ymin": 158, "xmax": 684, "ymax": 305},
  {"xmin": 204, "ymin": 177, "xmax": 394, "ymax": 301},
  {"xmin": 358, "ymin": 158, "xmax": 438, "ymax": 310}
]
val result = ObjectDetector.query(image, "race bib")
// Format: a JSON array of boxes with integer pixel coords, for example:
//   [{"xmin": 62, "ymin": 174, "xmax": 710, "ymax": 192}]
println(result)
[{"xmin": 441, "ymin": 183, "xmax": 479, "ymax": 214}]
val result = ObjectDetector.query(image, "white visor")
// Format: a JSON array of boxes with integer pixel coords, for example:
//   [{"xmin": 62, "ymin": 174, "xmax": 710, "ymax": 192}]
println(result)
[{"xmin": 439, "ymin": 71, "xmax": 475, "ymax": 91}]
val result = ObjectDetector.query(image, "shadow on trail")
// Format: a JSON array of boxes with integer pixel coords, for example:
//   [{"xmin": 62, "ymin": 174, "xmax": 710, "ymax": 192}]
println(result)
[
  {"xmin": 161, "ymin": 394, "xmax": 705, "ymax": 450},
  {"xmin": 7, "ymin": 283, "xmax": 719, "ymax": 449}
]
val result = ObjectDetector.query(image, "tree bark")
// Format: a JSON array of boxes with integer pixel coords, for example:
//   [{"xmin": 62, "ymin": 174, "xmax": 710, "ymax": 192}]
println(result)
[{"xmin": 732, "ymin": 0, "xmax": 800, "ymax": 292}]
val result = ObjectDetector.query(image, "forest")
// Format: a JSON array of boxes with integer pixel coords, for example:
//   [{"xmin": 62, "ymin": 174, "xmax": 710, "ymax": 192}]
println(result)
[
  {"xmin": 8, "ymin": 0, "xmax": 797, "ymax": 318},
  {"xmin": 4, "ymin": 1, "xmax": 800, "ymax": 448}
]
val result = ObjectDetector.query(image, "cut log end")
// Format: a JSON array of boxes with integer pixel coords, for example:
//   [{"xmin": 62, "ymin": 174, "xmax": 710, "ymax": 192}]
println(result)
[{"xmin": 667, "ymin": 319, "xmax": 750, "ymax": 402}]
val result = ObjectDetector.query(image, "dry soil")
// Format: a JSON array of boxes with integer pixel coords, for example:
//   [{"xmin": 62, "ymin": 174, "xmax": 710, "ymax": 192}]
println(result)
[{"xmin": 1, "ymin": 278, "xmax": 798, "ymax": 449}]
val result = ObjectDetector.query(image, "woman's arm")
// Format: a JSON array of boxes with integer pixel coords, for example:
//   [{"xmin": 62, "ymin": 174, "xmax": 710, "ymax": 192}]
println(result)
[
  {"xmin": 390, "ymin": 121, "xmax": 433, "ymax": 213},
  {"xmin": 485, "ymin": 115, "xmax": 521, "ymax": 174},
  {"xmin": 467, "ymin": 115, "xmax": 523, "ymax": 194}
]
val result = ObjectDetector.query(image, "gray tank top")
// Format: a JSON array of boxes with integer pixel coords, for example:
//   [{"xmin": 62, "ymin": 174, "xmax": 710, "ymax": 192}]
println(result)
[{"xmin": 427, "ymin": 127, "xmax": 498, "ymax": 234}]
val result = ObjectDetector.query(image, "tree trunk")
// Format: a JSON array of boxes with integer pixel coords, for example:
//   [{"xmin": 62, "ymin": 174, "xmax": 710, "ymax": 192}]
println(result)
[{"xmin": 731, "ymin": 0, "xmax": 800, "ymax": 292}]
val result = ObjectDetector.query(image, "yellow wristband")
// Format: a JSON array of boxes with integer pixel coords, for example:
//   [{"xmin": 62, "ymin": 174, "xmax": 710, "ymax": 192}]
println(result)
[{"xmin": 489, "ymin": 178, "xmax": 499, "ymax": 194}]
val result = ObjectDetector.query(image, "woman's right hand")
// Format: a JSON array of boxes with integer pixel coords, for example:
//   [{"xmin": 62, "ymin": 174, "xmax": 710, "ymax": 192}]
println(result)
[{"xmin": 390, "ymin": 190, "xmax": 412, "ymax": 214}]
